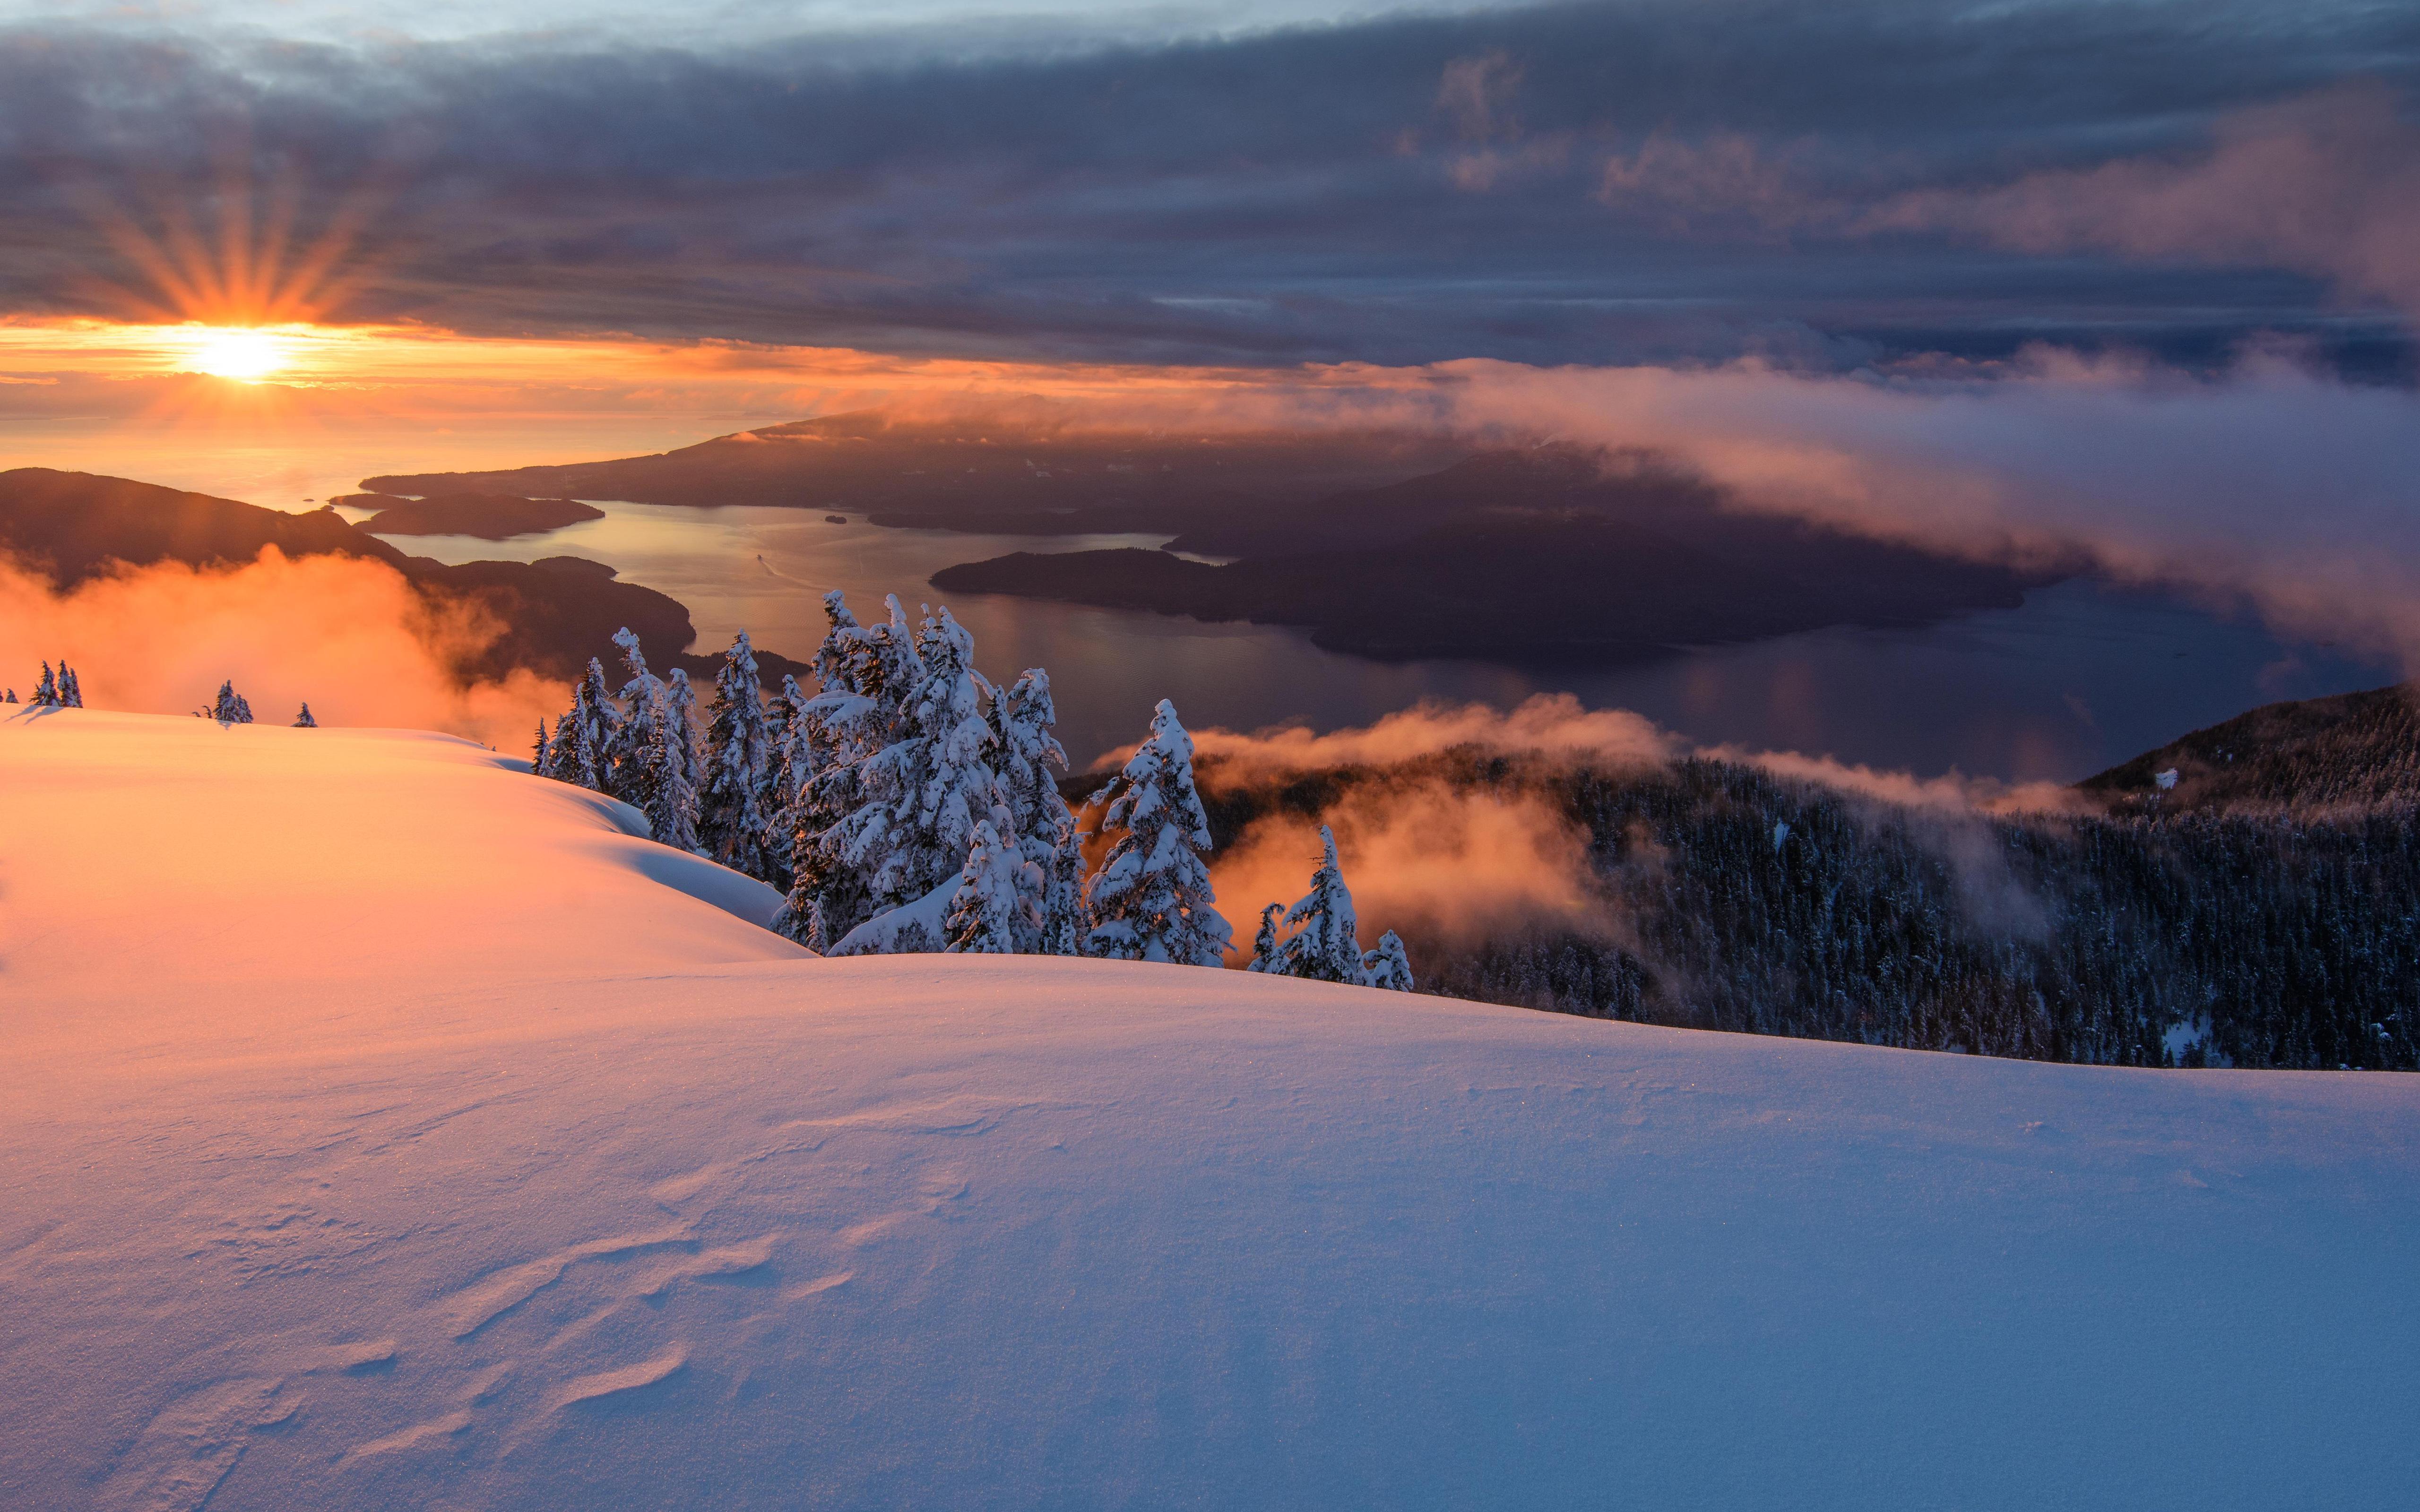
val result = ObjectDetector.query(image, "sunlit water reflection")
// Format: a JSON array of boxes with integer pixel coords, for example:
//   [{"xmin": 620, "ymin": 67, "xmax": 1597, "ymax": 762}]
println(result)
[{"xmin": 364, "ymin": 499, "xmax": 2397, "ymax": 780}]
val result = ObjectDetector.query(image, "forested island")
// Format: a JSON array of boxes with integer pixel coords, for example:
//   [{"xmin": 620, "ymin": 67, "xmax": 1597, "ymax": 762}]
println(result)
[{"xmin": 337, "ymin": 490, "xmax": 605, "ymax": 540}]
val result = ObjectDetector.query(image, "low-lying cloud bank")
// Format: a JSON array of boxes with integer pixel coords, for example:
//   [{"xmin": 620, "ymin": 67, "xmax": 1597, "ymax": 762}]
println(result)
[
  {"xmin": 0, "ymin": 548, "xmax": 565, "ymax": 746},
  {"xmin": 1190, "ymin": 694, "xmax": 2095, "ymax": 960},
  {"xmin": 1418, "ymin": 349, "xmax": 2420, "ymax": 666},
  {"xmin": 1214, "ymin": 784, "xmax": 1602, "ymax": 957},
  {"xmin": 1190, "ymin": 694, "xmax": 1674, "ymax": 775}
]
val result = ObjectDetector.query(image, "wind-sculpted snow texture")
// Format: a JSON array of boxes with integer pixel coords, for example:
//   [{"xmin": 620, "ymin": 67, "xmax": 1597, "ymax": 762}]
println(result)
[{"xmin": 5, "ymin": 709, "xmax": 2420, "ymax": 1510}]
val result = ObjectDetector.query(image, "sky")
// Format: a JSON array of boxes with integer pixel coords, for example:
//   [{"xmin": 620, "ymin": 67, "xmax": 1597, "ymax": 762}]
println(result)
[{"xmin": 0, "ymin": 0, "xmax": 2412, "ymax": 377}]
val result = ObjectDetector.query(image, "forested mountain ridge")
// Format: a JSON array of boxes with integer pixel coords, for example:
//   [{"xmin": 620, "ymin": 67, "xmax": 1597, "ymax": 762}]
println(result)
[
  {"xmin": 0, "ymin": 467, "xmax": 404, "ymax": 584},
  {"xmin": 1113, "ymin": 691, "xmax": 2420, "ymax": 1071},
  {"xmin": 2081, "ymin": 681, "xmax": 2420, "ymax": 813},
  {"xmin": 938, "ymin": 449, "xmax": 2041, "ymax": 662},
  {"xmin": 372, "ymin": 419, "xmax": 2050, "ymax": 667},
  {"xmin": 365, "ymin": 410, "xmax": 1466, "ymax": 522}
]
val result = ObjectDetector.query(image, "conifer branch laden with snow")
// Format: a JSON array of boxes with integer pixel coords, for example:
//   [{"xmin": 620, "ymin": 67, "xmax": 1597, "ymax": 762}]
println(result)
[
  {"xmin": 544, "ymin": 658, "xmax": 616, "ymax": 790},
  {"xmin": 1361, "ymin": 930, "xmax": 1415, "ymax": 992},
  {"xmin": 1084, "ymin": 699, "xmax": 1232, "ymax": 967},
  {"xmin": 700, "ymin": 631, "xmax": 775, "ymax": 879},
  {"xmin": 817, "ymin": 602, "xmax": 1005, "ymax": 956},
  {"xmin": 944, "ymin": 817, "xmax": 1036, "ymax": 954},
  {"xmin": 766, "ymin": 593, "xmax": 1092, "ymax": 959},
  {"xmin": 756, "ymin": 673, "xmax": 811, "ymax": 892},
  {"xmin": 774, "ymin": 593, "xmax": 908, "ymax": 950},
  {"xmin": 993, "ymin": 667, "xmax": 1082, "ymax": 955},
  {"xmin": 607, "ymin": 628, "xmax": 665, "ymax": 816},
  {"xmin": 651, "ymin": 668, "xmax": 704, "ymax": 854}
]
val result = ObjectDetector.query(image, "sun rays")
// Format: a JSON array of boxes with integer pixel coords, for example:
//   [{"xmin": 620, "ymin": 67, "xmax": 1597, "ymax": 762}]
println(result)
[{"xmin": 62, "ymin": 154, "xmax": 387, "ymax": 333}]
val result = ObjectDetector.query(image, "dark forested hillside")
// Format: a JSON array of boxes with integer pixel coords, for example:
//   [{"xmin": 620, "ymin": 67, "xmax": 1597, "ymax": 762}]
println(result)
[
  {"xmin": 366, "ymin": 410, "xmax": 1463, "ymax": 519},
  {"xmin": 2081, "ymin": 683, "xmax": 2420, "ymax": 813},
  {"xmin": 1150, "ymin": 747, "xmax": 2420, "ymax": 1072},
  {"xmin": 938, "ymin": 449, "xmax": 2039, "ymax": 662}
]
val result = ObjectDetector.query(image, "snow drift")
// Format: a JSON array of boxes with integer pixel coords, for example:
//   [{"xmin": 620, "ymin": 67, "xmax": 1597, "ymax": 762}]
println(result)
[{"xmin": 4, "ymin": 707, "xmax": 2418, "ymax": 1510}]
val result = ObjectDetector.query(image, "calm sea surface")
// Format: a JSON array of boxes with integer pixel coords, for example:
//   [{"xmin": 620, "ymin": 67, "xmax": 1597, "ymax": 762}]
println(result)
[{"xmin": 367, "ymin": 499, "xmax": 2397, "ymax": 779}]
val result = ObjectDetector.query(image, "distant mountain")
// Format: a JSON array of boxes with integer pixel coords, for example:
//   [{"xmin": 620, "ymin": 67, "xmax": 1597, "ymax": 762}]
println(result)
[
  {"xmin": 363, "ymin": 409, "xmax": 1468, "ymax": 524},
  {"xmin": 0, "ymin": 468, "xmax": 796, "ymax": 687},
  {"xmin": 0, "ymin": 467, "xmax": 401, "ymax": 584},
  {"xmin": 938, "ymin": 448, "xmax": 2045, "ymax": 663},
  {"xmin": 336, "ymin": 491, "xmax": 605, "ymax": 541},
  {"xmin": 364, "ymin": 416, "xmax": 2053, "ymax": 668},
  {"xmin": 2080, "ymin": 682, "xmax": 2420, "ymax": 812}
]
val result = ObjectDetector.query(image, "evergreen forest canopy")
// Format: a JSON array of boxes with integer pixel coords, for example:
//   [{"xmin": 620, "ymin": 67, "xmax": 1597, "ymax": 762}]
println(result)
[
  {"xmin": 527, "ymin": 593, "xmax": 1413, "ymax": 987},
  {"xmin": 1179, "ymin": 730, "xmax": 2420, "ymax": 1073}
]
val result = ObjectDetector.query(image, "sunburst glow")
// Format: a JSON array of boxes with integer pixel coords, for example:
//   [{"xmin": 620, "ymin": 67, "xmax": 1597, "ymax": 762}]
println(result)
[{"xmin": 183, "ymin": 328, "xmax": 292, "ymax": 382}]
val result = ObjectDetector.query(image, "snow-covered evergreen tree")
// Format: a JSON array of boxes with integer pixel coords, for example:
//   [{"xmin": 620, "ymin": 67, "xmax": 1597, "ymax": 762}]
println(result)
[
  {"xmin": 766, "ymin": 591, "xmax": 1091, "ymax": 959},
  {"xmin": 1247, "ymin": 903, "xmax": 1285, "ymax": 973},
  {"xmin": 552, "ymin": 660, "xmax": 617, "ymax": 791},
  {"xmin": 206, "ymin": 680, "xmax": 254, "ymax": 724},
  {"xmin": 649, "ymin": 668, "xmax": 704, "ymax": 853},
  {"xmin": 293, "ymin": 703, "xmax": 318, "ymax": 729},
  {"xmin": 699, "ymin": 631, "xmax": 775, "ymax": 878},
  {"xmin": 32, "ymin": 662, "xmax": 56, "ymax": 707},
  {"xmin": 607, "ymin": 627, "xmax": 664, "ymax": 814},
  {"xmin": 58, "ymin": 665, "xmax": 81, "ymax": 707},
  {"xmin": 993, "ymin": 667, "xmax": 1079, "ymax": 954},
  {"xmin": 3, "ymin": 689, "xmax": 15, "ymax": 704},
  {"xmin": 775, "ymin": 594, "xmax": 911, "ymax": 949},
  {"xmin": 1361, "ymin": 929, "xmax": 1416, "ymax": 992},
  {"xmin": 757, "ymin": 673, "xmax": 809, "ymax": 891},
  {"xmin": 1042, "ymin": 832, "xmax": 1087, "ymax": 957},
  {"xmin": 944, "ymin": 818, "xmax": 1034, "ymax": 954},
  {"xmin": 818, "ymin": 606, "xmax": 1003, "ymax": 956},
  {"xmin": 536, "ymin": 715, "xmax": 573, "ymax": 782},
  {"xmin": 1262, "ymin": 826, "xmax": 1366, "ymax": 983},
  {"xmin": 1084, "ymin": 699, "xmax": 1231, "ymax": 966},
  {"xmin": 1248, "ymin": 826, "xmax": 1416, "ymax": 990}
]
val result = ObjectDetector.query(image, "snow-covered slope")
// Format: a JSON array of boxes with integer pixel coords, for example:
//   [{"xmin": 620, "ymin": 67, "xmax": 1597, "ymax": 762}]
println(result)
[{"xmin": 6, "ymin": 709, "xmax": 2419, "ymax": 1511}]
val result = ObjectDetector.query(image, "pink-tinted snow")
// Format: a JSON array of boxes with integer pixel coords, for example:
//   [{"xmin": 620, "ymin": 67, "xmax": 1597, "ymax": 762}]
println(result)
[{"xmin": 4, "ymin": 709, "xmax": 2417, "ymax": 1510}]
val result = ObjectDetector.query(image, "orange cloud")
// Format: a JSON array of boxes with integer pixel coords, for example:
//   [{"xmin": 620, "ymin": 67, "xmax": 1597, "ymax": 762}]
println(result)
[
  {"xmin": 1184, "ymin": 694, "xmax": 1676, "ymax": 776},
  {"xmin": 1212, "ymin": 782, "xmax": 1605, "ymax": 960},
  {"xmin": 0, "ymin": 548, "xmax": 564, "ymax": 747}
]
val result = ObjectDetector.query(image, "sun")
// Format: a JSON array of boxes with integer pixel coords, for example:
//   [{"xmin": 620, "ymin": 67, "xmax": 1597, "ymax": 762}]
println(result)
[{"xmin": 184, "ymin": 328, "xmax": 292, "ymax": 382}]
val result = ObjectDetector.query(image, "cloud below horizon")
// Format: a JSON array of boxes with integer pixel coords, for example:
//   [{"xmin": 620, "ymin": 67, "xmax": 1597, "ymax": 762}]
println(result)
[{"xmin": 0, "ymin": 548, "xmax": 566, "ymax": 746}]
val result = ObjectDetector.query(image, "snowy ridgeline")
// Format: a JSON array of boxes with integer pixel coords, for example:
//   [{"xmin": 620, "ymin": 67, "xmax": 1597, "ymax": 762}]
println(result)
[
  {"xmin": 532, "ymin": 595, "xmax": 1409, "ymax": 983},
  {"xmin": 6, "ymin": 708, "xmax": 2420, "ymax": 1511}
]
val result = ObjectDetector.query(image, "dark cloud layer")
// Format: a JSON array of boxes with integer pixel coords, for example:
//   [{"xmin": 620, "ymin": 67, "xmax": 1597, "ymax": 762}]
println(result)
[{"xmin": 2, "ymin": 0, "xmax": 2416, "ymax": 370}]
